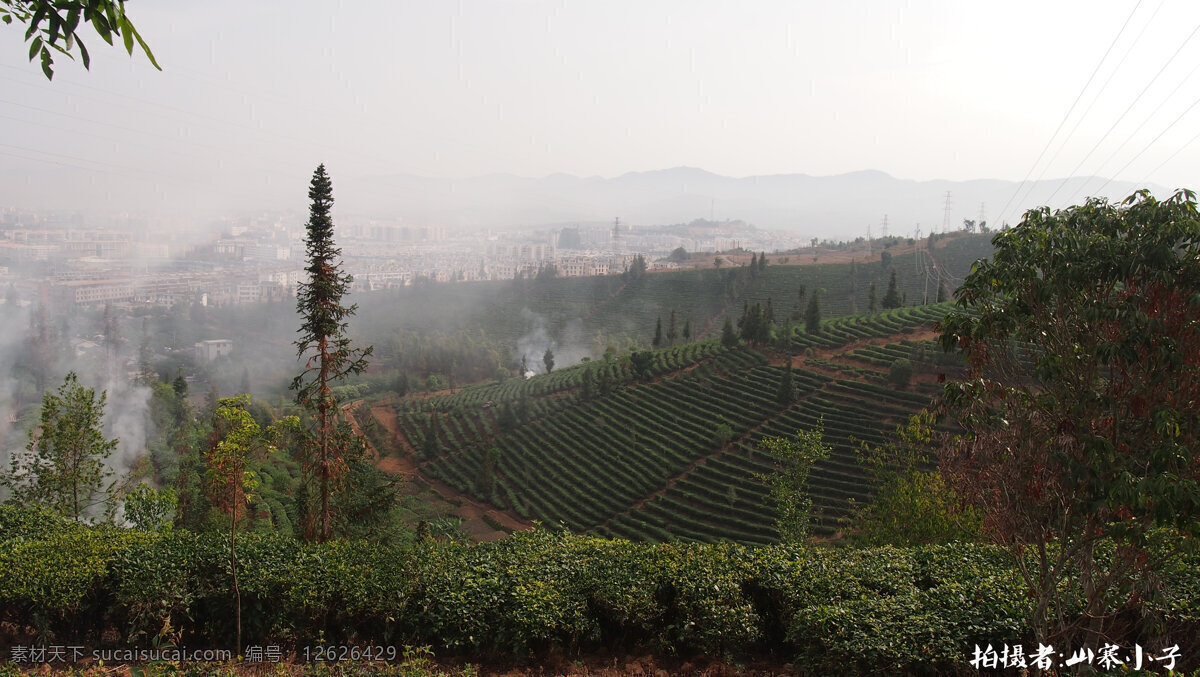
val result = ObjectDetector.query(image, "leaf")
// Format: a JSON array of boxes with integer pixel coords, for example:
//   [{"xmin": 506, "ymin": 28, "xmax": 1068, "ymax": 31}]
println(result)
[
  {"xmin": 28, "ymin": 35, "xmax": 42, "ymax": 61},
  {"xmin": 64, "ymin": 8, "xmax": 80, "ymax": 36},
  {"xmin": 77, "ymin": 38, "xmax": 89, "ymax": 69},
  {"xmin": 40, "ymin": 47, "xmax": 53, "ymax": 80},
  {"xmin": 120, "ymin": 15, "xmax": 134, "ymax": 54},
  {"xmin": 92, "ymin": 14, "xmax": 113, "ymax": 45},
  {"xmin": 132, "ymin": 26, "xmax": 161, "ymax": 70}
]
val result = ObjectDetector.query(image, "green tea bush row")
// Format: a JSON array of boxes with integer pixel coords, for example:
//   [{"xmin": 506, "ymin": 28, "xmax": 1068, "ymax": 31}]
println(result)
[{"xmin": 7, "ymin": 506, "xmax": 1194, "ymax": 671}]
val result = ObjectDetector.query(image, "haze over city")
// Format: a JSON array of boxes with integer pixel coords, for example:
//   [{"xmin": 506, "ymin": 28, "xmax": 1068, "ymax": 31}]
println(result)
[{"xmin": 2, "ymin": 0, "xmax": 1199, "ymax": 235}]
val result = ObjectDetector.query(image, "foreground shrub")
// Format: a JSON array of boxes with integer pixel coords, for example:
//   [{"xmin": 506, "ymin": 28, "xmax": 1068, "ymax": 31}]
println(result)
[{"xmin": 0, "ymin": 505, "xmax": 1196, "ymax": 671}]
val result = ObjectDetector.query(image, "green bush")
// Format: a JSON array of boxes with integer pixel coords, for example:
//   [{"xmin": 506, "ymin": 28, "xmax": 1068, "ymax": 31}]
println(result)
[
  {"xmin": 887, "ymin": 358, "xmax": 913, "ymax": 388},
  {"xmin": 0, "ymin": 517, "xmax": 1196, "ymax": 671}
]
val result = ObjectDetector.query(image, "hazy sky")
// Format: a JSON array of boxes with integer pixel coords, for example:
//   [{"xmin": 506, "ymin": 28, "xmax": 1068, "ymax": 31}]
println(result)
[{"xmin": 2, "ymin": 0, "xmax": 1199, "ymax": 223}]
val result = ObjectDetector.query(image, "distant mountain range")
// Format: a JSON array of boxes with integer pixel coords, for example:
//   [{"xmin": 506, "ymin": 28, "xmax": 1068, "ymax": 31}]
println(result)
[
  {"xmin": 2, "ymin": 164, "xmax": 1162, "ymax": 240},
  {"xmin": 342, "ymin": 167, "xmax": 1162, "ymax": 240}
]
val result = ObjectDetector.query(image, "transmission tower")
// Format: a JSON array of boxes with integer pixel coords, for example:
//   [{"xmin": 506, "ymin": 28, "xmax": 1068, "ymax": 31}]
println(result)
[
  {"xmin": 881, "ymin": 214, "xmax": 889, "ymax": 238},
  {"xmin": 941, "ymin": 191, "xmax": 953, "ymax": 234}
]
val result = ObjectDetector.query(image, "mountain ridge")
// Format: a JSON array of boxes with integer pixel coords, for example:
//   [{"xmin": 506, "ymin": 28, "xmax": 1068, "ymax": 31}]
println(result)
[{"xmin": 343, "ymin": 166, "xmax": 1160, "ymax": 239}]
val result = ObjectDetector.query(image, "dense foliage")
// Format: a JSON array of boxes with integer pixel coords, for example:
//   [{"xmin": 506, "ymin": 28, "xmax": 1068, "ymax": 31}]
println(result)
[
  {"xmin": 0, "ymin": 509, "xmax": 1196, "ymax": 672},
  {"xmin": 939, "ymin": 190, "xmax": 1200, "ymax": 649},
  {"xmin": 1, "ymin": 0, "xmax": 159, "ymax": 79}
]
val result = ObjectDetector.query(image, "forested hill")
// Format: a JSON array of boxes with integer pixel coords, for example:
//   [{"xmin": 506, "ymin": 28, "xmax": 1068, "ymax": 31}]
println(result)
[{"xmin": 159, "ymin": 232, "xmax": 994, "ymax": 399}]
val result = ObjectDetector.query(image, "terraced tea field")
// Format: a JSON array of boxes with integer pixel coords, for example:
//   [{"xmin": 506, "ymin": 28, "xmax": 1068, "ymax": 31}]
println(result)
[{"xmin": 375, "ymin": 303, "xmax": 966, "ymax": 544}]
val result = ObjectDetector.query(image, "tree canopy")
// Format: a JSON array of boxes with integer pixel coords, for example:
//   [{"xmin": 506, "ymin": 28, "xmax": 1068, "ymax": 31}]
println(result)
[
  {"xmin": 938, "ymin": 189, "xmax": 1200, "ymax": 648},
  {"xmin": 0, "ymin": 371, "xmax": 117, "ymax": 521}
]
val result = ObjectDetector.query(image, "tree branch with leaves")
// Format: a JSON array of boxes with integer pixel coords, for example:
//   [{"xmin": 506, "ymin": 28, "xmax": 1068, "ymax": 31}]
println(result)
[
  {"xmin": 938, "ymin": 189, "xmax": 1200, "ymax": 650},
  {"xmin": 1, "ymin": 0, "xmax": 160, "ymax": 79}
]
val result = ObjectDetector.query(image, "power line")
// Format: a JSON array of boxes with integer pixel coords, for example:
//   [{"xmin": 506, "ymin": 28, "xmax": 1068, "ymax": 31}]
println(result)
[
  {"xmin": 1092, "ymin": 90, "xmax": 1200, "ymax": 196},
  {"xmin": 995, "ymin": 0, "xmax": 1145, "ymax": 226},
  {"xmin": 1041, "ymin": 20, "xmax": 1200, "ymax": 207},
  {"xmin": 1025, "ymin": 0, "xmax": 1167, "ymax": 202},
  {"xmin": 1068, "ymin": 56, "xmax": 1200, "ymax": 202},
  {"xmin": 1136, "ymin": 126, "xmax": 1200, "ymax": 187}
]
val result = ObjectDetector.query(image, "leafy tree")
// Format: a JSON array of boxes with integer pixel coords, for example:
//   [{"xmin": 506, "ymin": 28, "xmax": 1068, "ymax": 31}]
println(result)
[
  {"xmin": 882, "ymin": 269, "xmax": 901, "ymax": 309},
  {"xmin": 1, "ymin": 0, "xmax": 160, "ymax": 79},
  {"xmin": 667, "ymin": 246, "xmax": 688, "ymax": 262},
  {"xmin": 542, "ymin": 347, "xmax": 554, "ymax": 374},
  {"xmin": 936, "ymin": 280, "xmax": 948, "ymax": 303},
  {"xmin": 1, "ymin": 371, "xmax": 118, "ymax": 521},
  {"xmin": 629, "ymin": 350, "xmax": 653, "ymax": 380},
  {"xmin": 682, "ymin": 318, "xmax": 691, "ymax": 341},
  {"xmin": 848, "ymin": 412, "xmax": 981, "ymax": 546},
  {"xmin": 757, "ymin": 422, "xmax": 830, "ymax": 543},
  {"xmin": 887, "ymin": 357, "xmax": 912, "ymax": 388},
  {"xmin": 879, "ymin": 249, "xmax": 892, "ymax": 270},
  {"xmin": 290, "ymin": 164, "xmax": 374, "ymax": 541},
  {"xmin": 804, "ymin": 290, "xmax": 821, "ymax": 334},
  {"xmin": 205, "ymin": 394, "xmax": 293, "ymax": 656},
  {"xmin": 938, "ymin": 190, "xmax": 1200, "ymax": 649},
  {"xmin": 720, "ymin": 316, "xmax": 738, "ymax": 349},
  {"xmin": 123, "ymin": 483, "xmax": 177, "ymax": 532}
]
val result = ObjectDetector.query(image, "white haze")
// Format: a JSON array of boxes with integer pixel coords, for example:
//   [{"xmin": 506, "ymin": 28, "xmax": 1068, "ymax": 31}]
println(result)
[{"xmin": 2, "ymin": 1, "xmax": 1200, "ymax": 231}]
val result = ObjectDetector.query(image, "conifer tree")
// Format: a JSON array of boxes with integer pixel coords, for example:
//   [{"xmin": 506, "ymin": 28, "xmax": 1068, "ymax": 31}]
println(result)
[
  {"xmin": 721, "ymin": 316, "xmax": 739, "ymax": 348},
  {"xmin": 776, "ymin": 356, "xmax": 796, "ymax": 405},
  {"xmin": 666, "ymin": 310, "xmax": 678, "ymax": 345},
  {"xmin": 652, "ymin": 316, "xmax": 663, "ymax": 348},
  {"xmin": 682, "ymin": 318, "xmax": 691, "ymax": 341},
  {"xmin": 805, "ymin": 290, "xmax": 822, "ymax": 334},
  {"xmin": 290, "ymin": 164, "xmax": 374, "ymax": 541},
  {"xmin": 882, "ymin": 270, "xmax": 902, "ymax": 309}
]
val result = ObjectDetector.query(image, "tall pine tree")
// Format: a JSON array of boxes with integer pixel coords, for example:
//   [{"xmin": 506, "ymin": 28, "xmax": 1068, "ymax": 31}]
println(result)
[
  {"xmin": 290, "ymin": 164, "xmax": 374, "ymax": 541},
  {"xmin": 882, "ymin": 270, "xmax": 902, "ymax": 309}
]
